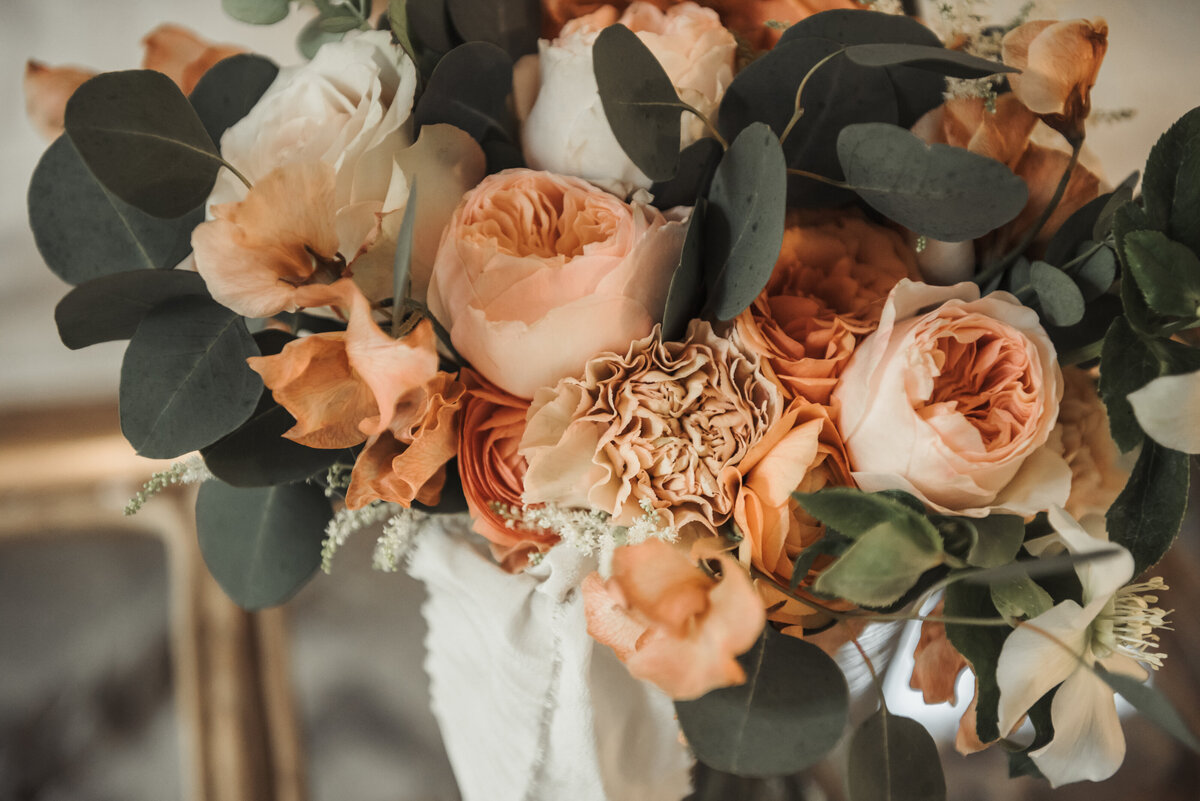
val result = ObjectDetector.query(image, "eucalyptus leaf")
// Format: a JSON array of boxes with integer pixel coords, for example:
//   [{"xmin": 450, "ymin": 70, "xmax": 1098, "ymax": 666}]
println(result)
[
  {"xmin": 29, "ymin": 136, "xmax": 200, "ymax": 284},
  {"xmin": 1093, "ymin": 665, "xmax": 1200, "ymax": 752},
  {"xmin": 196, "ymin": 480, "xmax": 331, "ymax": 610},
  {"xmin": 1141, "ymin": 105, "xmax": 1200, "ymax": 229},
  {"xmin": 1071, "ymin": 243, "xmax": 1117, "ymax": 301},
  {"xmin": 593, "ymin": 23, "xmax": 682, "ymax": 183},
  {"xmin": 813, "ymin": 521, "xmax": 944, "ymax": 607},
  {"xmin": 65, "ymin": 70, "xmax": 223, "ymax": 218},
  {"xmin": 1122, "ymin": 230, "xmax": 1200, "ymax": 318},
  {"xmin": 414, "ymin": 42, "xmax": 515, "ymax": 146},
  {"xmin": 944, "ymin": 582, "xmax": 1009, "ymax": 743},
  {"xmin": 120, "ymin": 295, "xmax": 261, "ymax": 458},
  {"xmin": 649, "ymin": 137, "xmax": 722, "ymax": 209},
  {"xmin": 844, "ymin": 42, "xmax": 1015, "ymax": 79},
  {"xmin": 1098, "ymin": 317, "xmax": 1161, "ymax": 451},
  {"xmin": 1106, "ymin": 440, "xmax": 1190, "ymax": 576},
  {"xmin": 989, "ymin": 575, "xmax": 1053, "ymax": 621},
  {"xmin": 222, "ymin": 0, "xmax": 290, "ymax": 24},
  {"xmin": 846, "ymin": 710, "xmax": 946, "ymax": 801},
  {"xmin": 965, "ymin": 514, "xmax": 1025, "ymax": 568},
  {"xmin": 387, "ymin": 0, "xmax": 420, "ymax": 68},
  {"xmin": 660, "ymin": 200, "xmax": 707, "ymax": 342},
  {"xmin": 1044, "ymin": 191, "xmax": 1110, "ymax": 267},
  {"xmin": 55, "ymin": 269, "xmax": 210, "ymax": 350},
  {"xmin": 838, "ymin": 123, "xmax": 1027, "ymax": 241},
  {"xmin": 188, "ymin": 54, "xmax": 280, "ymax": 145},
  {"xmin": 406, "ymin": 0, "xmax": 456, "ymax": 75},
  {"xmin": 702, "ymin": 123, "xmax": 786, "ymax": 321},
  {"xmin": 298, "ymin": 14, "xmax": 354, "ymax": 59},
  {"xmin": 676, "ymin": 627, "xmax": 848, "ymax": 777},
  {"xmin": 1046, "ymin": 293, "xmax": 1123, "ymax": 366},
  {"xmin": 1030, "ymin": 261, "xmax": 1085, "ymax": 326},
  {"xmin": 446, "ymin": 0, "xmax": 539, "ymax": 58}
]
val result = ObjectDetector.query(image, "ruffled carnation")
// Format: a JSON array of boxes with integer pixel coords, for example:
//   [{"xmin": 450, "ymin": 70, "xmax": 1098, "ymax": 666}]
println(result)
[
  {"xmin": 1056, "ymin": 366, "xmax": 1128, "ymax": 522},
  {"xmin": 520, "ymin": 321, "xmax": 783, "ymax": 534},
  {"xmin": 735, "ymin": 210, "xmax": 918, "ymax": 405}
]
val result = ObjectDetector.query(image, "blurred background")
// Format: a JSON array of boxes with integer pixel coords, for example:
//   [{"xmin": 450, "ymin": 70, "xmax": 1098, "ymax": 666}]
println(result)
[{"xmin": 1, "ymin": 1, "xmax": 1198, "ymax": 800}]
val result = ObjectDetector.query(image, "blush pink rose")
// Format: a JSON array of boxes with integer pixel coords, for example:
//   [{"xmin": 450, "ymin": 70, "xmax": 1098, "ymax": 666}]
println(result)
[
  {"xmin": 427, "ymin": 168, "xmax": 687, "ymax": 399},
  {"xmin": 833, "ymin": 280, "xmax": 1070, "ymax": 517}
]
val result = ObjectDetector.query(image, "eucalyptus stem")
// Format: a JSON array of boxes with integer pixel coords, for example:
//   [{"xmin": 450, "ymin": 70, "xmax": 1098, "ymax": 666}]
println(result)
[
  {"xmin": 223, "ymin": 159, "xmax": 253, "ymax": 191},
  {"xmin": 780, "ymin": 48, "xmax": 845, "ymax": 145},
  {"xmin": 786, "ymin": 168, "xmax": 851, "ymax": 189},
  {"xmin": 976, "ymin": 140, "xmax": 1083, "ymax": 288},
  {"xmin": 852, "ymin": 637, "xmax": 889, "ymax": 711},
  {"xmin": 626, "ymin": 100, "xmax": 728, "ymax": 149}
]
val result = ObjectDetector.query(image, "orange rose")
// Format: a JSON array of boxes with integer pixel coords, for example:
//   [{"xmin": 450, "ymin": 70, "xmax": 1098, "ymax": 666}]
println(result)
[
  {"xmin": 23, "ymin": 24, "xmax": 240, "ymax": 140},
  {"xmin": 1002, "ymin": 18, "xmax": 1108, "ymax": 145},
  {"xmin": 735, "ymin": 209, "xmax": 917, "ymax": 405},
  {"xmin": 912, "ymin": 93, "xmax": 1102, "ymax": 265},
  {"xmin": 582, "ymin": 538, "xmax": 765, "ymax": 699},
  {"xmin": 458, "ymin": 369, "xmax": 560, "ymax": 570},
  {"xmin": 427, "ymin": 168, "xmax": 687, "ymax": 399}
]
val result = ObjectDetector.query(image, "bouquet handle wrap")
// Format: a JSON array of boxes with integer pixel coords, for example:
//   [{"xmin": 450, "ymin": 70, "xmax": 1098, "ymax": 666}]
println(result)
[{"xmin": 406, "ymin": 517, "xmax": 694, "ymax": 801}]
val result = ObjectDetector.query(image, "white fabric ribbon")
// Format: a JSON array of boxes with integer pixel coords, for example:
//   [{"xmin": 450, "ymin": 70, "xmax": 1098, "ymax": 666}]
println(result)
[{"xmin": 406, "ymin": 517, "xmax": 693, "ymax": 801}]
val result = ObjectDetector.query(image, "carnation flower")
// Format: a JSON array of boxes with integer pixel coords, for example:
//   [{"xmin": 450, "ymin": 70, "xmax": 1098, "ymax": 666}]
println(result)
[
  {"xmin": 520, "ymin": 321, "xmax": 784, "ymax": 534},
  {"xmin": 834, "ymin": 280, "xmax": 1069, "ymax": 517},
  {"xmin": 735, "ymin": 209, "xmax": 917, "ymax": 405},
  {"xmin": 1056, "ymin": 367, "xmax": 1128, "ymax": 523}
]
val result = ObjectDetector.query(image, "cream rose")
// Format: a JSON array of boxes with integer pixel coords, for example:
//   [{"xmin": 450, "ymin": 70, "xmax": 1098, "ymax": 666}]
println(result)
[
  {"xmin": 426, "ymin": 168, "xmax": 687, "ymax": 399},
  {"xmin": 833, "ymin": 280, "xmax": 1069, "ymax": 517},
  {"xmin": 521, "ymin": 2, "xmax": 736, "ymax": 195}
]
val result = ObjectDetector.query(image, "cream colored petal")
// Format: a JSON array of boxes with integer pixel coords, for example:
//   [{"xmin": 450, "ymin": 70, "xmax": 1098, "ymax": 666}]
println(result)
[
  {"xmin": 1128, "ymin": 370, "xmax": 1200, "ymax": 455},
  {"xmin": 1046, "ymin": 506, "xmax": 1134, "ymax": 609},
  {"xmin": 996, "ymin": 601, "xmax": 1092, "ymax": 736},
  {"xmin": 1030, "ymin": 665, "xmax": 1125, "ymax": 787}
]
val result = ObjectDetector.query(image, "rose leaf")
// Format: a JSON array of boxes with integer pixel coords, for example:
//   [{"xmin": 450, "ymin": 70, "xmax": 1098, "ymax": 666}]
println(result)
[
  {"xmin": 1121, "ymin": 230, "xmax": 1200, "ymax": 319},
  {"xmin": 1106, "ymin": 440, "xmax": 1190, "ymax": 576}
]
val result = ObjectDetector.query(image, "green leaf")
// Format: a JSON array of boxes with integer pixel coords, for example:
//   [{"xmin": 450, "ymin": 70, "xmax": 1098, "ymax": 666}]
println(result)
[
  {"xmin": 222, "ymin": 0, "xmax": 290, "ymax": 24},
  {"xmin": 965, "ymin": 514, "xmax": 1025, "ymax": 568},
  {"xmin": 813, "ymin": 520, "xmax": 944, "ymax": 607},
  {"xmin": 391, "ymin": 177, "xmax": 419, "ymax": 330},
  {"xmin": 65, "ymin": 70, "xmax": 222, "ymax": 218},
  {"xmin": 989, "ymin": 575, "xmax": 1053, "ymax": 621},
  {"xmin": 54, "ymin": 269, "xmax": 210, "ymax": 350},
  {"xmin": 593, "ymin": 23, "xmax": 682, "ymax": 184},
  {"xmin": 1099, "ymin": 317, "xmax": 1160, "ymax": 452},
  {"xmin": 649, "ymin": 136, "xmax": 722, "ymax": 209},
  {"xmin": 201, "ymin": 331, "xmax": 354, "ymax": 488},
  {"xmin": 1113, "ymin": 201, "xmax": 1166, "ymax": 336},
  {"xmin": 1045, "ymin": 294, "xmax": 1122, "ymax": 367},
  {"xmin": 1106, "ymin": 440, "xmax": 1190, "ymax": 576},
  {"xmin": 838, "ymin": 123, "xmax": 1027, "ymax": 242},
  {"xmin": 1141, "ymin": 105, "xmax": 1200, "ymax": 229},
  {"xmin": 387, "ymin": 0, "xmax": 420, "ymax": 68},
  {"xmin": 846, "ymin": 709, "xmax": 946, "ymax": 801},
  {"xmin": 120, "ymin": 295, "xmax": 261, "ymax": 458},
  {"xmin": 189, "ymin": 54, "xmax": 279, "ymax": 145},
  {"xmin": 1093, "ymin": 665, "xmax": 1200, "ymax": 752},
  {"xmin": 446, "ymin": 0, "xmax": 539, "ymax": 59},
  {"xmin": 702, "ymin": 122, "xmax": 787, "ymax": 321},
  {"xmin": 1044, "ymin": 191, "xmax": 1110, "ymax": 268},
  {"xmin": 1122, "ymin": 230, "xmax": 1200, "ymax": 318},
  {"xmin": 793, "ymin": 487, "xmax": 935, "ymax": 541},
  {"xmin": 196, "ymin": 480, "xmax": 331, "ymax": 609},
  {"xmin": 1030, "ymin": 260, "xmax": 1085, "ymax": 327},
  {"xmin": 844, "ymin": 42, "xmax": 1015, "ymax": 79},
  {"xmin": 1092, "ymin": 181, "xmax": 1135, "ymax": 242},
  {"xmin": 29, "ymin": 136, "xmax": 200, "ymax": 285},
  {"xmin": 961, "ymin": 548, "xmax": 1127, "ymax": 586},
  {"xmin": 676, "ymin": 627, "xmax": 848, "ymax": 777},
  {"xmin": 944, "ymin": 582, "xmax": 1009, "ymax": 744},
  {"xmin": 1071, "ymin": 242, "xmax": 1117, "ymax": 301},
  {"xmin": 1006, "ymin": 690, "xmax": 1055, "ymax": 779},
  {"xmin": 413, "ymin": 42, "xmax": 516, "ymax": 148},
  {"xmin": 298, "ymin": 13, "xmax": 356, "ymax": 59},
  {"xmin": 1169, "ymin": 138, "xmax": 1200, "ymax": 254},
  {"xmin": 660, "ymin": 199, "xmax": 707, "ymax": 342}
]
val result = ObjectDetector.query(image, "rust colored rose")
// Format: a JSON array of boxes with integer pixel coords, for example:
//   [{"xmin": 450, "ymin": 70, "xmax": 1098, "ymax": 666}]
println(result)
[
  {"xmin": 735, "ymin": 210, "xmax": 918, "ymax": 405},
  {"xmin": 582, "ymin": 538, "xmax": 765, "ymax": 700},
  {"xmin": 457, "ymin": 369, "xmax": 560, "ymax": 570},
  {"xmin": 1003, "ymin": 18, "xmax": 1108, "ymax": 144},
  {"xmin": 520, "ymin": 321, "xmax": 784, "ymax": 534}
]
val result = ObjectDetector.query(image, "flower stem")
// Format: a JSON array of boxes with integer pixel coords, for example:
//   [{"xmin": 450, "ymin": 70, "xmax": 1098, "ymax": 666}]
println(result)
[{"xmin": 786, "ymin": 168, "xmax": 851, "ymax": 189}]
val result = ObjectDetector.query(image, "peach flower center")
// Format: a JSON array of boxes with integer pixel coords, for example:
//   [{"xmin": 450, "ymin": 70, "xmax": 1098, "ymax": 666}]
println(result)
[{"xmin": 915, "ymin": 316, "xmax": 1040, "ymax": 456}]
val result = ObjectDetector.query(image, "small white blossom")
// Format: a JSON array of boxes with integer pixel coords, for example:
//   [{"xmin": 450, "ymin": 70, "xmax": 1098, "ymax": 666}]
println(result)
[
  {"xmin": 321, "ymin": 501, "xmax": 398, "ymax": 573},
  {"xmin": 373, "ymin": 508, "xmax": 428, "ymax": 572},
  {"xmin": 124, "ymin": 455, "xmax": 213, "ymax": 515}
]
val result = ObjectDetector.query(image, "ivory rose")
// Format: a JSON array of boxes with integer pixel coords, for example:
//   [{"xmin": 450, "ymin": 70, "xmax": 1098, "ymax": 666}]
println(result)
[
  {"xmin": 735, "ymin": 210, "xmax": 917, "ymax": 405},
  {"xmin": 427, "ymin": 168, "xmax": 687, "ymax": 399},
  {"xmin": 23, "ymin": 24, "xmax": 240, "ymax": 140},
  {"xmin": 457, "ymin": 369, "xmax": 559, "ymax": 570},
  {"xmin": 1003, "ymin": 18, "xmax": 1108, "ymax": 144},
  {"xmin": 912, "ymin": 94, "xmax": 1102, "ymax": 266},
  {"xmin": 522, "ymin": 2, "xmax": 736, "ymax": 194},
  {"xmin": 833, "ymin": 280, "xmax": 1070, "ymax": 517},
  {"xmin": 520, "ymin": 320, "xmax": 783, "ymax": 533},
  {"xmin": 582, "ymin": 539, "xmax": 765, "ymax": 699}
]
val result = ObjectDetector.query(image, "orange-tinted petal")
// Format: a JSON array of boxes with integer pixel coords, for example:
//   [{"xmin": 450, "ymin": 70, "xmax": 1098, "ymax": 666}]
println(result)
[
  {"xmin": 193, "ymin": 162, "xmax": 341, "ymax": 318},
  {"xmin": 910, "ymin": 603, "xmax": 970, "ymax": 705},
  {"xmin": 24, "ymin": 60, "xmax": 95, "ymax": 140},
  {"xmin": 611, "ymin": 539, "xmax": 713, "ymax": 636},
  {"xmin": 141, "ymin": 23, "xmax": 242, "ymax": 94}
]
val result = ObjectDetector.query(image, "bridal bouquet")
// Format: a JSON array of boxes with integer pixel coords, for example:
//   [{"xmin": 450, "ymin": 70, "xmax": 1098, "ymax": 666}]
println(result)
[{"xmin": 25, "ymin": 0, "xmax": 1200, "ymax": 796}]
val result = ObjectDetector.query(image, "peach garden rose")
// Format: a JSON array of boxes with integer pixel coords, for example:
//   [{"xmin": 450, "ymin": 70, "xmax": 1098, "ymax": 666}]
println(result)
[
  {"xmin": 427, "ymin": 168, "xmax": 688, "ymax": 399},
  {"xmin": 833, "ymin": 280, "xmax": 1070, "ymax": 517}
]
